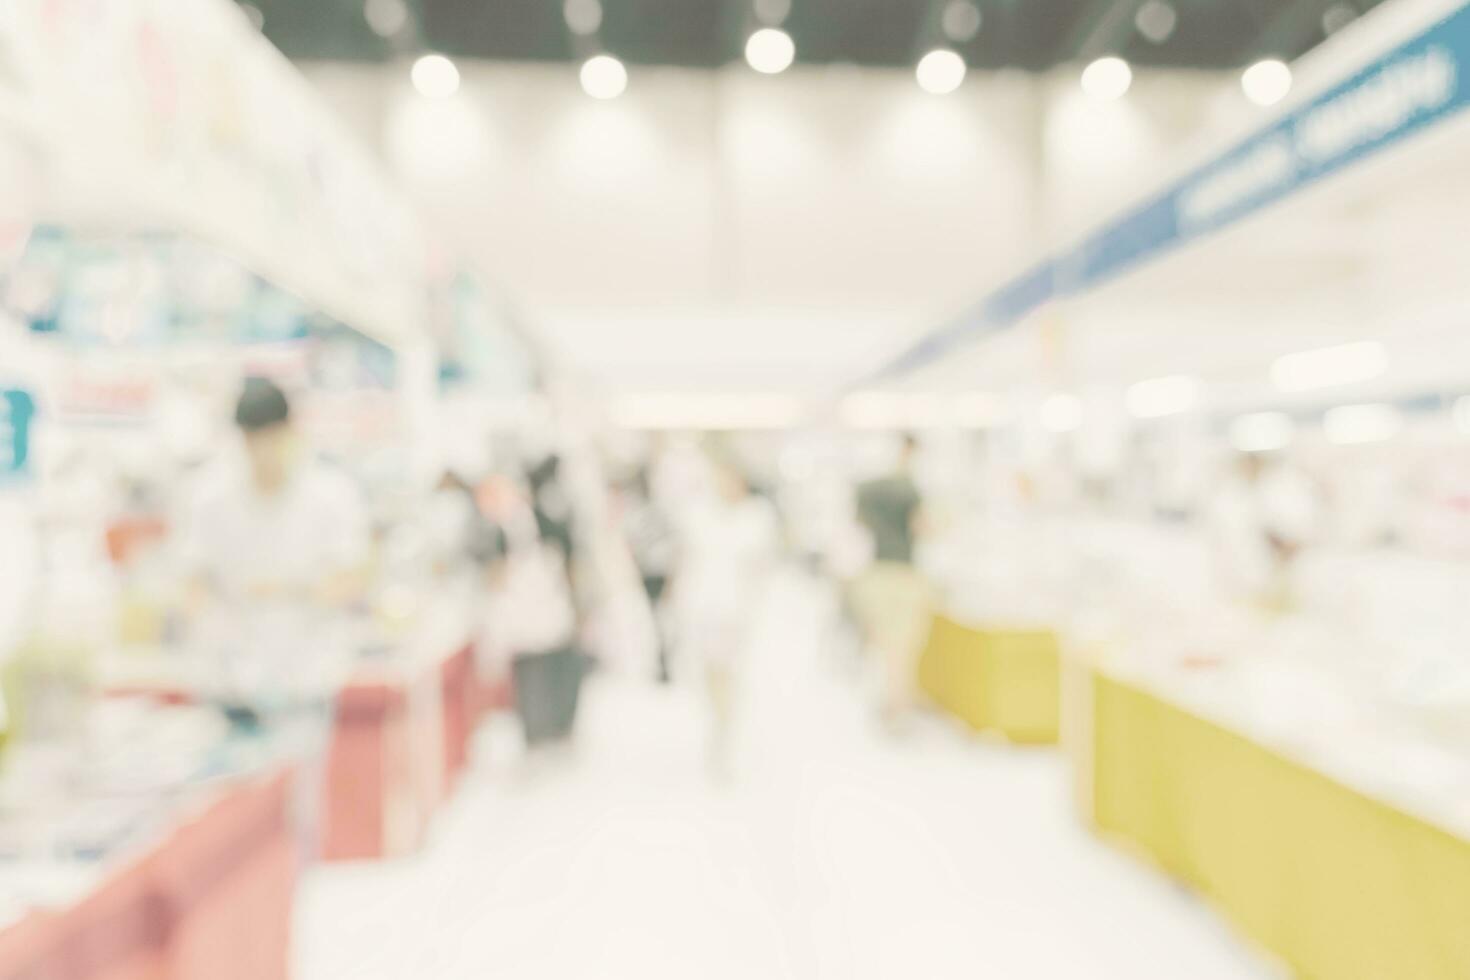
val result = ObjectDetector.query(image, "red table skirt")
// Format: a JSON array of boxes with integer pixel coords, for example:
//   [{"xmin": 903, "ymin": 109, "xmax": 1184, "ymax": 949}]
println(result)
[
  {"xmin": 322, "ymin": 644, "xmax": 477, "ymax": 862},
  {"xmin": 440, "ymin": 644, "xmax": 477, "ymax": 792},
  {"xmin": 0, "ymin": 770, "xmax": 296, "ymax": 980},
  {"xmin": 107, "ymin": 639, "xmax": 485, "ymax": 866},
  {"xmin": 321, "ymin": 679, "xmax": 417, "ymax": 862}
]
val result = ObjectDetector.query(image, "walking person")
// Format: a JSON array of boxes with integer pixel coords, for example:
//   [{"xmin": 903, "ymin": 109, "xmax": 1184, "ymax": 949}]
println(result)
[
  {"xmin": 673, "ymin": 449, "xmax": 778, "ymax": 777},
  {"xmin": 851, "ymin": 434, "xmax": 931, "ymax": 731},
  {"xmin": 622, "ymin": 466, "xmax": 677, "ymax": 683}
]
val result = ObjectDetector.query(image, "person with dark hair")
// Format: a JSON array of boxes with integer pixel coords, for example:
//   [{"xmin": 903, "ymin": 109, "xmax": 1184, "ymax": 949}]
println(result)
[
  {"xmin": 187, "ymin": 378, "xmax": 367, "ymax": 614},
  {"xmin": 621, "ymin": 466, "xmax": 676, "ymax": 683},
  {"xmin": 527, "ymin": 453, "xmax": 574, "ymax": 562},
  {"xmin": 181, "ymin": 376, "xmax": 369, "ymax": 855},
  {"xmin": 851, "ymin": 433, "xmax": 931, "ymax": 730}
]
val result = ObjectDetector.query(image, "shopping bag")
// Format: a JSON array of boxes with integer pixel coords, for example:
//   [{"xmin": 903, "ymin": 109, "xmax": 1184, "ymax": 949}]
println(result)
[{"xmin": 511, "ymin": 645, "xmax": 587, "ymax": 746}]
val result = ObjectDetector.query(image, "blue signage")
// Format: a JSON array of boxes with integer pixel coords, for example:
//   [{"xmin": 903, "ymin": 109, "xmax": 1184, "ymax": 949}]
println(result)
[
  {"xmin": 875, "ymin": 1, "xmax": 1470, "ymax": 381},
  {"xmin": 1073, "ymin": 5, "xmax": 1470, "ymax": 286},
  {"xmin": 869, "ymin": 260, "xmax": 1060, "ymax": 382},
  {"xmin": 0, "ymin": 388, "xmax": 36, "ymax": 480}
]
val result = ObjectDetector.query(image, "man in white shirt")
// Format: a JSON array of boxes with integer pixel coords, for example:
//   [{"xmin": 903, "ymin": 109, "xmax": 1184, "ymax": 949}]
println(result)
[
  {"xmin": 184, "ymin": 378, "xmax": 369, "ymax": 702},
  {"xmin": 182, "ymin": 377, "xmax": 368, "ymax": 853}
]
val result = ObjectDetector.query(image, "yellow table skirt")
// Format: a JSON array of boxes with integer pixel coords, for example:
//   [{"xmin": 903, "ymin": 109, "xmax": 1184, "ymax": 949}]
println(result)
[
  {"xmin": 916, "ymin": 615, "xmax": 1060, "ymax": 744},
  {"xmin": 1090, "ymin": 671, "xmax": 1470, "ymax": 980}
]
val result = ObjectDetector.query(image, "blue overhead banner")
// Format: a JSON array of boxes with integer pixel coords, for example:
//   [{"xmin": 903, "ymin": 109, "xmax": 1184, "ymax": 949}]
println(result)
[
  {"xmin": 1073, "ymin": 3, "xmax": 1470, "ymax": 285},
  {"xmin": 876, "ymin": 1, "xmax": 1470, "ymax": 380},
  {"xmin": 868, "ymin": 260, "xmax": 1058, "ymax": 381},
  {"xmin": 982, "ymin": 261, "xmax": 1057, "ymax": 325}
]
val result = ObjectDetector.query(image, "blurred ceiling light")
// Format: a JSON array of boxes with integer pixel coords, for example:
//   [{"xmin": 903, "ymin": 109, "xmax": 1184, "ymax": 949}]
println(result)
[
  {"xmin": 1126, "ymin": 374, "xmax": 1200, "ymax": 419},
  {"xmin": 1134, "ymin": 0, "xmax": 1177, "ymax": 44},
  {"xmin": 953, "ymin": 391, "xmax": 1004, "ymax": 428},
  {"xmin": 1270, "ymin": 341, "xmax": 1386, "ymax": 393},
  {"xmin": 941, "ymin": 0, "xmax": 983, "ymax": 42},
  {"xmin": 1322, "ymin": 2, "xmax": 1357, "ymax": 35},
  {"xmin": 1230, "ymin": 412, "xmax": 1294, "ymax": 452},
  {"xmin": 1040, "ymin": 393, "xmax": 1083, "ymax": 433},
  {"xmin": 745, "ymin": 28, "xmax": 796, "ymax": 74},
  {"xmin": 1081, "ymin": 56, "xmax": 1132, "ymax": 101},
  {"xmin": 1242, "ymin": 58, "xmax": 1292, "ymax": 107},
  {"xmin": 564, "ymin": 0, "xmax": 603, "ymax": 36},
  {"xmin": 754, "ymin": 0, "xmax": 792, "ymax": 26},
  {"xmin": 241, "ymin": 2, "xmax": 265, "ymax": 30},
  {"xmin": 1323, "ymin": 403, "xmax": 1402, "ymax": 445},
  {"xmin": 613, "ymin": 393, "xmax": 804, "ymax": 430},
  {"xmin": 901, "ymin": 393, "xmax": 953, "ymax": 428},
  {"xmin": 580, "ymin": 54, "xmax": 628, "ymax": 99},
  {"xmin": 916, "ymin": 49, "xmax": 967, "ymax": 95},
  {"xmin": 364, "ymin": 0, "xmax": 408, "ymax": 38},
  {"xmin": 839, "ymin": 390, "xmax": 907, "ymax": 429},
  {"xmin": 411, "ymin": 53, "xmax": 461, "ymax": 99}
]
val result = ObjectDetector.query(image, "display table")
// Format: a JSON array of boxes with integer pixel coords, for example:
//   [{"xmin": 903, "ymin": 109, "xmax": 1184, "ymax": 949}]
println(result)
[
  {"xmin": 322, "ymin": 611, "xmax": 474, "ymax": 862},
  {"xmin": 323, "ymin": 654, "xmax": 447, "ymax": 863},
  {"xmin": 916, "ymin": 613, "xmax": 1061, "ymax": 744},
  {"xmin": 101, "ymin": 605, "xmax": 478, "ymax": 864},
  {"xmin": 0, "ymin": 769, "xmax": 296, "ymax": 980},
  {"xmin": 438, "ymin": 642, "xmax": 477, "ymax": 793},
  {"xmin": 1083, "ymin": 668, "xmax": 1470, "ymax": 980}
]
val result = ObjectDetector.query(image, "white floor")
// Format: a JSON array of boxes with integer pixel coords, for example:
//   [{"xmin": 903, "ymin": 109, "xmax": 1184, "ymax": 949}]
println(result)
[{"xmin": 297, "ymin": 570, "xmax": 1280, "ymax": 980}]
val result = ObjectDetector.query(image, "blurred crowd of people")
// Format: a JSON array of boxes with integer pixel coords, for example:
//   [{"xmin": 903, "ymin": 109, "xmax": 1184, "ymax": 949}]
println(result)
[
  {"xmin": 115, "ymin": 372, "xmax": 1349, "ymax": 802},
  {"xmin": 603, "ymin": 431, "xmax": 935, "ymax": 772},
  {"xmin": 97, "ymin": 374, "xmax": 944, "ymax": 804}
]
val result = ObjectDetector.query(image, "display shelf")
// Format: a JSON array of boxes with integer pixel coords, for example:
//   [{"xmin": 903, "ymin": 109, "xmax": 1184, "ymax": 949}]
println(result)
[{"xmin": 2, "ymin": 0, "xmax": 427, "ymax": 349}]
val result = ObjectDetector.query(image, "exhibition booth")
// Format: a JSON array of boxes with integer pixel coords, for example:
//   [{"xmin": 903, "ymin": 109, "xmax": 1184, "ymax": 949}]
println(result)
[
  {"xmin": 0, "ymin": 2, "xmax": 551, "ymax": 975},
  {"xmin": 892, "ymin": 0, "xmax": 1470, "ymax": 975}
]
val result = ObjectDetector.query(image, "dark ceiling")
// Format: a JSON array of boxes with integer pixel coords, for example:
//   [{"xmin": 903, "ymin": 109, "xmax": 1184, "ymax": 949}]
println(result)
[{"xmin": 244, "ymin": 0, "xmax": 1385, "ymax": 72}]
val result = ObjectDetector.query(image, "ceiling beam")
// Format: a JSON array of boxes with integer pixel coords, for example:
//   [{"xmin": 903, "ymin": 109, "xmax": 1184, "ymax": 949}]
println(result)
[
  {"xmin": 910, "ymin": 0, "xmax": 942, "ymax": 62},
  {"xmin": 387, "ymin": 0, "xmax": 426, "ymax": 57},
  {"xmin": 722, "ymin": 0, "xmax": 756, "ymax": 67},
  {"xmin": 1061, "ymin": 0, "xmax": 1144, "ymax": 62},
  {"xmin": 555, "ymin": 0, "xmax": 602, "ymax": 61},
  {"xmin": 1242, "ymin": 0, "xmax": 1347, "ymax": 62}
]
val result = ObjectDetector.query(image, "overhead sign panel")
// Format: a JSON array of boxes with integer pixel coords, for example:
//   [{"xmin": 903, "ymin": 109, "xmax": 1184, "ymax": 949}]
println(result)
[
  {"xmin": 878, "ymin": 2, "xmax": 1470, "ymax": 380},
  {"xmin": 1076, "ymin": 16, "xmax": 1468, "ymax": 284}
]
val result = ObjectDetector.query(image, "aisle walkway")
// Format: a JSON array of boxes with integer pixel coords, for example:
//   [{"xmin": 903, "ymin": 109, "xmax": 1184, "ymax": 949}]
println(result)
[{"xmin": 298, "ymin": 570, "xmax": 1279, "ymax": 980}]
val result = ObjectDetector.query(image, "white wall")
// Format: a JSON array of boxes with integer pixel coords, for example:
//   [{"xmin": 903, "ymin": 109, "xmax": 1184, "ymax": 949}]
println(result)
[
  {"xmin": 1040, "ymin": 70, "xmax": 1241, "ymax": 244},
  {"xmin": 304, "ymin": 60, "xmax": 1239, "ymax": 396}
]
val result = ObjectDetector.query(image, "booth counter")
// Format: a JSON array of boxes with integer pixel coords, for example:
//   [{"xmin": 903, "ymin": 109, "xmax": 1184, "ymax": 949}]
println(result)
[
  {"xmin": 322, "ymin": 613, "xmax": 477, "ymax": 862},
  {"xmin": 1073, "ymin": 650, "xmax": 1470, "ymax": 980},
  {"xmin": 0, "ymin": 767, "xmax": 296, "ymax": 980},
  {"xmin": 913, "ymin": 515, "xmax": 1072, "ymax": 744},
  {"xmin": 102, "ymin": 600, "xmax": 481, "ymax": 864},
  {"xmin": 916, "ymin": 613, "xmax": 1061, "ymax": 744}
]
